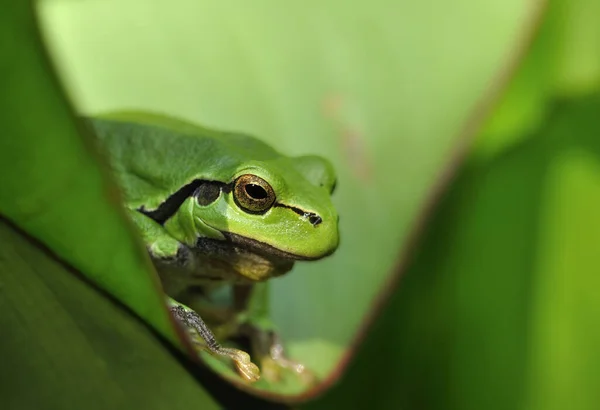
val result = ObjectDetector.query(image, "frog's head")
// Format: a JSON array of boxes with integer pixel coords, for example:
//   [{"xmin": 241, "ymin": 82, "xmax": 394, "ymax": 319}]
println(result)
[{"xmin": 188, "ymin": 154, "xmax": 339, "ymax": 282}]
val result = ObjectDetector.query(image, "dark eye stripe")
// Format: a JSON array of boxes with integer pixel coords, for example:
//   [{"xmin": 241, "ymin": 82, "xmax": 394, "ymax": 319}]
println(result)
[
  {"xmin": 274, "ymin": 203, "xmax": 322, "ymax": 227},
  {"xmin": 139, "ymin": 179, "xmax": 224, "ymax": 224},
  {"xmin": 138, "ymin": 178, "xmax": 323, "ymax": 228}
]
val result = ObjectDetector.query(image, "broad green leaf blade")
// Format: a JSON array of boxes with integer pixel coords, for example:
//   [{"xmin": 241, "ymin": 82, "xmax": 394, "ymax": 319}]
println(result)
[
  {"xmin": 38, "ymin": 0, "xmax": 541, "ymax": 397},
  {"xmin": 0, "ymin": 0, "xmax": 178, "ymax": 350},
  {"xmin": 304, "ymin": 1, "xmax": 600, "ymax": 405},
  {"xmin": 0, "ymin": 2, "xmax": 224, "ymax": 408},
  {"xmin": 304, "ymin": 90, "xmax": 600, "ymax": 409},
  {"xmin": 551, "ymin": 0, "xmax": 600, "ymax": 94},
  {"xmin": 475, "ymin": 0, "xmax": 600, "ymax": 160},
  {"xmin": 525, "ymin": 98, "xmax": 600, "ymax": 410},
  {"xmin": 0, "ymin": 219, "xmax": 223, "ymax": 410}
]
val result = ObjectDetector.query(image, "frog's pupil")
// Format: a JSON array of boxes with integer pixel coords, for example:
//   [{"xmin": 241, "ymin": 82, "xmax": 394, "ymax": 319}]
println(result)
[{"xmin": 245, "ymin": 184, "xmax": 268, "ymax": 200}]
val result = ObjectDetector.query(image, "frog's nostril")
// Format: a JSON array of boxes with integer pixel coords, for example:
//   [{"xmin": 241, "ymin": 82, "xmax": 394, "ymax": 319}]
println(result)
[
  {"xmin": 277, "ymin": 203, "xmax": 323, "ymax": 227},
  {"xmin": 309, "ymin": 215, "xmax": 322, "ymax": 226}
]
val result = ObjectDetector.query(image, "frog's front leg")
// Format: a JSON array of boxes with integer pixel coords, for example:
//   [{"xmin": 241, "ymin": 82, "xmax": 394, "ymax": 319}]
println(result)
[
  {"xmin": 127, "ymin": 209, "xmax": 190, "ymax": 266},
  {"xmin": 168, "ymin": 299, "xmax": 259, "ymax": 382},
  {"xmin": 235, "ymin": 283, "xmax": 316, "ymax": 385},
  {"xmin": 127, "ymin": 210, "xmax": 260, "ymax": 382}
]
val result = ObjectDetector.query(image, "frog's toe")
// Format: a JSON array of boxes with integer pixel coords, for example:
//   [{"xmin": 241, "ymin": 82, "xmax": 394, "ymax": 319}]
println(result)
[
  {"xmin": 261, "ymin": 345, "xmax": 317, "ymax": 385},
  {"xmin": 242, "ymin": 324, "xmax": 317, "ymax": 385},
  {"xmin": 260, "ymin": 356, "xmax": 282, "ymax": 383},
  {"xmin": 221, "ymin": 347, "xmax": 261, "ymax": 383}
]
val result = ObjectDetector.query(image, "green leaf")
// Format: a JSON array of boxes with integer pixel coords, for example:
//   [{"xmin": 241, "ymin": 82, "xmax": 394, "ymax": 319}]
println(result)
[
  {"xmin": 0, "ymin": 218, "xmax": 223, "ymax": 410},
  {"xmin": 38, "ymin": 0, "xmax": 540, "ymax": 398},
  {"xmin": 304, "ymin": 92, "xmax": 600, "ymax": 410},
  {"xmin": 475, "ymin": 0, "xmax": 600, "ymax": 160},
  {"xmin": 0, "ymin": 0, "xmax": 176, "ymax": 347},
  {"xmin": 0, "ymin": 2, "xmax": 226, "ymax": 409},
  {"xmin": 304, "ymin": 0, "xmax": 600, "ymax": 404}
]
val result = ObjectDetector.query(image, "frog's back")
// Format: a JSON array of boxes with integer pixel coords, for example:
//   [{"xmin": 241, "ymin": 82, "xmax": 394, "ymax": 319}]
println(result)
[{"xmin": 89, "ymin": 117, "xmax": 280, "ymax": 210}]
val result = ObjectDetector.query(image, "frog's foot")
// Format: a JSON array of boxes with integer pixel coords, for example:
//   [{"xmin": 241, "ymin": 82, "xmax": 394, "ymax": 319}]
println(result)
[
  {"xmin": 169, "ymin": 301, "xmax": 260, "ymax": 383},
  {"xmin": 194, "ymin": 339, "xmax": 260, "ymax": 383},
  {"xmin": 246, "ymin": 326, "xmax": 316, "ymax": 385}
]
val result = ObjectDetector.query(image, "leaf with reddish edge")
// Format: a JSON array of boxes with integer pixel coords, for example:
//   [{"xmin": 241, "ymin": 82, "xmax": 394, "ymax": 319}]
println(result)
[{"xmin": 33, "ymin": 0, "xmax": 547, "ymax": 401}]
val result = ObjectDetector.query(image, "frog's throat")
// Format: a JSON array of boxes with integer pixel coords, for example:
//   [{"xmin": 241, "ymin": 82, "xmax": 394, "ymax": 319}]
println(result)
[{"xmin": 192, "ymin": 235, "xmax": 296, "ymax": 282}]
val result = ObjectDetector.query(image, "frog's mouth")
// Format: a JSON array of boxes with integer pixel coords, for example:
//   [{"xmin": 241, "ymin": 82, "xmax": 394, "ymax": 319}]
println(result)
[
  {"xmin": 221, "ymin": 232, "xmax": 323, "ymax": 262},
  {"xmin": 192, "ymin": 232, "xmax": 314, "ymax": 283}
]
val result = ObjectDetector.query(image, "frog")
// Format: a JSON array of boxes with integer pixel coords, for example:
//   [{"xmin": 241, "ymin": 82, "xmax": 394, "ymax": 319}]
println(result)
[{"xmin": 86, "ymin": 113, "xmax": 339, "ymax": 383}]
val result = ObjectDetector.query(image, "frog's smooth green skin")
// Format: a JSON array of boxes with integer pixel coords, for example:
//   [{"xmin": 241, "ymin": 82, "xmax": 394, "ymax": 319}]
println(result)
[{"xmin": 88, "ymin": 116, "xmax": 339, "ymax": 383}]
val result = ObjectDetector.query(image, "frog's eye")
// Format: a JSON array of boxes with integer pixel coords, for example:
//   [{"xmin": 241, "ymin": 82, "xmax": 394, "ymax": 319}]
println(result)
[{"xmin": 233, "ymin": 174, "xmax": 276, "ymax": 213}]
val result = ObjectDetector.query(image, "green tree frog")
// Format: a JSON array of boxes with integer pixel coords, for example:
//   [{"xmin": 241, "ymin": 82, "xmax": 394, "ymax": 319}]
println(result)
[{"xmin": 88, "ymin": 115, "xmax": 339, "ymax": 383}]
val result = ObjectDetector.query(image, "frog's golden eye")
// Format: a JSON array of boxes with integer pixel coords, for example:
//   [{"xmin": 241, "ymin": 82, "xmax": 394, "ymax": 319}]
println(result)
[{"xmin": 233, "ymin": 174, "xmax": 276, "ymax": 213}]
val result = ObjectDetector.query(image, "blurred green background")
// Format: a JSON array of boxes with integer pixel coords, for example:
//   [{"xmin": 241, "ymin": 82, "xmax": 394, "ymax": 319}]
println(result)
[{"xmin": 1, "ymin": 0, "xmax": 599, "ymax": 408}]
